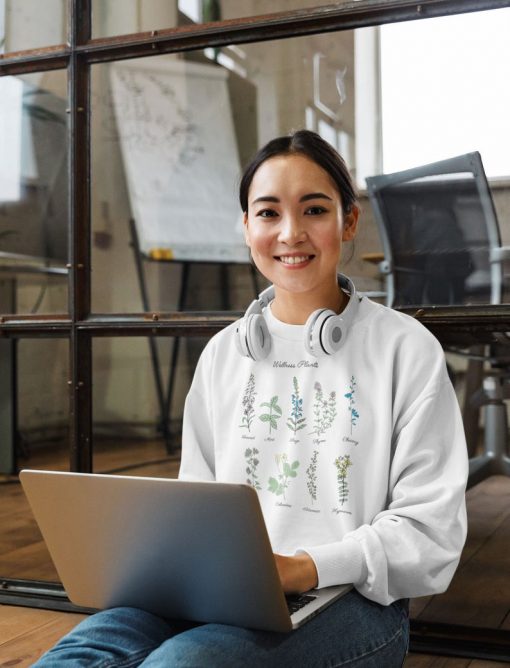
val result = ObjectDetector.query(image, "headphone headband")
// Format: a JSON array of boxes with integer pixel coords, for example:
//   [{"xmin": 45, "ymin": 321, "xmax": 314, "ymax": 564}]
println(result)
[
  {"xmin": 245, "ymin": 284, "xmax": 275, "ymax": 318},
  {"xmin": 235, "ymin": 274, "xmax": 361, "ymax": 361}
]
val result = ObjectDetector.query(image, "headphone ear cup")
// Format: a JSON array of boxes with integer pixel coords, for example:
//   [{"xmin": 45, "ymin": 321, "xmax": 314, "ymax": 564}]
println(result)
[
  {"xmin": 242, "ymin": 313, "xmax": 271, "ymax": 361},
  {"xmin": 235, "ymin": 318, "xmax": 249, "ymax": 357},
  {"xmin": 319, "ymin": 313, "xmax": 345, "ymax": 355},
  {"xmin": 304, "ymin": 309, "xmax": 329, "ymax": 357},
  {"xmin": 304, "ymin": 309, "xmax": 344, "ymax": 357}
]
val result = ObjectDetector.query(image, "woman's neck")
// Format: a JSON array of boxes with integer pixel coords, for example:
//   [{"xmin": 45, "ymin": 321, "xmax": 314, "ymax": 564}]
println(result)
[{"xmin": 270, "ymin": 286, "xmax": 347, "ymax": 325}]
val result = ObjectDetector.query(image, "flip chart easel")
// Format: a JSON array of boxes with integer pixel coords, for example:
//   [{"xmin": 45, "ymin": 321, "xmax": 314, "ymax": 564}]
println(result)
[
  {"xmin": 111, "ymin": 56, "xmax": 257, "ymax": 450},
  {"xmin": 129, "ymin": 219, "xmax": 260, "ymax": 452}
]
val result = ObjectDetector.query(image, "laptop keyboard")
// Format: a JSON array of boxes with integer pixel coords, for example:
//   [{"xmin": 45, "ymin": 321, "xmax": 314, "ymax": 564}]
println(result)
[{"xmin": 286, "ymin": 594, "xmax": 317, "ymax": 615}]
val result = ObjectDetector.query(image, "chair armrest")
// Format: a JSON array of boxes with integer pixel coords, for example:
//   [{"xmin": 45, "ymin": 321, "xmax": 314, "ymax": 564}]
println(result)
[{"xmin": 490, "ymin": 246, "xmax": 510, "ymax": 263}]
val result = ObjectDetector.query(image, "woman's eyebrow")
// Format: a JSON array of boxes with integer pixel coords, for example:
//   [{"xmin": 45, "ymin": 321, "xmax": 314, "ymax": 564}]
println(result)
[
  {"xmin": 300, "ymin": 192, "xmax": 333, "ymax": 202},
  {"xmin": 251, "ymin": 195, "xmax": 279, "ymax": 205},
  {"xmin": 251, "ymin": 192, "xmax": 333, "ymax": 205}
]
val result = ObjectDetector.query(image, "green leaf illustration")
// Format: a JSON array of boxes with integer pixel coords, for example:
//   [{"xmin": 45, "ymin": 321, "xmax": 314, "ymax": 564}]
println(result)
[
  {"xmin": 259, "ymin": 396, "xmax": 282, "ymax": 435},
  {"xmin": 283, "ymin": 461, "xmax": 299, "ymax": 478},
  {"xmin": 268, "ymin": 477, "xmax": 282, "ymax": 495},
  {"xmin": 268, "ymin": 455, "xmax": 299, "ymax": 501}
]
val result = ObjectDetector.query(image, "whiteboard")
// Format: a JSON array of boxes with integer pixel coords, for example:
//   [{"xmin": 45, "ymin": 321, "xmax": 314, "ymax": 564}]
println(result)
[{"xmin": 110, "ymin": 56, "xmax": 248, "ymax": 263}]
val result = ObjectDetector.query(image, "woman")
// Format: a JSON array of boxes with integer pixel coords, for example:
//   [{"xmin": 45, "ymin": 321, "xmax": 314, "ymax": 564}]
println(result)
[{"xmin": 35, "ymin": 130, "xmax": 467, "ymax": 667}]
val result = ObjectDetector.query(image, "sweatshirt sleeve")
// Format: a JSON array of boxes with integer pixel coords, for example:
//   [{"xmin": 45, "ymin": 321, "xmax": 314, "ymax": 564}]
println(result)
[
  {"xmin": 302, "ymin": 345, "xmax": 468, "ymax": 605},
  {"xmin": 178, "ymin": 347, "xmax": 216, "ymax": 482}
]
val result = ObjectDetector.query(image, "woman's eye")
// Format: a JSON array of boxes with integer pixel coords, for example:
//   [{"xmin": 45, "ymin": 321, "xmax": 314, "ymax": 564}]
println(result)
[
  {"xmin": 257, "ymin": 209, "xmax": 278, "ymax": 219},
  {"xmin": 305, "ymin": 206, "xmax": 327, "ymax": 216}
]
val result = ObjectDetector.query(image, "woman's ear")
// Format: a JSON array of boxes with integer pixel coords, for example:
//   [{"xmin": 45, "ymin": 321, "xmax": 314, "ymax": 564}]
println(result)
[
  {"xmin": 342, "ymin": 205, "xmax": 359, "ymax": 242},
  {"xmin": 243, "ymin": 212, "xmax": 251, "ymax": 247}
]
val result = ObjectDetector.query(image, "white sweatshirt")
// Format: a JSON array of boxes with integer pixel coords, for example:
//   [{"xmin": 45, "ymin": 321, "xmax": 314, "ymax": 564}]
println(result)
[{"xmin": 179, "ymin": 291, "xmax": 468, "ymax": 606}]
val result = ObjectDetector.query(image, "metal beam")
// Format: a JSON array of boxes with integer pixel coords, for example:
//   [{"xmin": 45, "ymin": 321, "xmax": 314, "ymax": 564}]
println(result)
[
  {"xmin": 3, "ymin": 306, "xmax": 510, "ymax": 346},
  {"xmin": 410, "ymin": 620, "xmax": 510, "ymax": 663},
  {"xmin": 78, "ymin": 0, "xmax": 510, "ymax": 64},
  {"xmin": 1, "ymin": 0, "xmax": 508, "ymax": 74}
]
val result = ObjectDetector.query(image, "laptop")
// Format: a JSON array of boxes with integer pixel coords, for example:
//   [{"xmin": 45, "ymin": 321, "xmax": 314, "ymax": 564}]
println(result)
[{"xmin": 19, "ymin": 470, "xmax": 351, "ymax": 632}]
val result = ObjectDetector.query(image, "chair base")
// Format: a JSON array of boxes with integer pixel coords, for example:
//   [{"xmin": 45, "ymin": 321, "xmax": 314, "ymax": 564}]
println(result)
[
  {"xmin": 468, "ymin": 453, "xmax": 510, "ymax": 489},
  {"xmin": 467, "ymin": 389, "xmax": 510, "ymax": 489}
]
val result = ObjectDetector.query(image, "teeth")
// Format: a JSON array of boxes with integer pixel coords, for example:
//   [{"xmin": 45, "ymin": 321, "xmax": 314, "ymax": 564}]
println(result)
[{"xmin": 279, "ymin": 256, "xmax": 310, "ymax": 265}]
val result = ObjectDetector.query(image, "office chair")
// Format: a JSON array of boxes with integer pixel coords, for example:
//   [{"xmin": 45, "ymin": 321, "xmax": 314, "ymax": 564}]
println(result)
[{"xmin": 366, "ymin": 152, "xmax": 510, "ymax": 487}]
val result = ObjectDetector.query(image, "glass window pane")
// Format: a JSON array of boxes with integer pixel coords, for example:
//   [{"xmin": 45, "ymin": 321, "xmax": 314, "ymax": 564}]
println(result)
[
  {"xmin": 0, "ymin": 70, "xmax": 68, "ymax": 315},
  {"xmin": 91, "ymin": 0, "xmax": 352, "ymax": 39},
  {"xmin": 380, "ymin": 8, "xmax": 510, "ymax": 178},
  {"xmin": 0, "ymin": 339, "xmax": 68, "ymax": 581},
  {"xmin": 0, "ymin": 0, "xmax": 66, "ymax": 54},
  {"xmin": 92, "ymin": 336, "xmax": 210, "ymax": 477},
  {"xmin": 367, "ymin": 8, "xmax": 510, "ymax": 308},
  {"xmin": 91, "ymin": 51, "xmax": 266, "ymax": 312},
  {"xmin": 91, "ymin": 19, "xmax": 509, "ymax": 313},
  {"xmin": 91, "ymin": 29, "xmax": 381, "ymax": 312}
]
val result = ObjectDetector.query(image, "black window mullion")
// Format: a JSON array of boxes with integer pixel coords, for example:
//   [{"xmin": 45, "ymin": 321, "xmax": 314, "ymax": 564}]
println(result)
[{"xmin": 68, "ymin": 0, "xmax": 92, "ymax": 472}]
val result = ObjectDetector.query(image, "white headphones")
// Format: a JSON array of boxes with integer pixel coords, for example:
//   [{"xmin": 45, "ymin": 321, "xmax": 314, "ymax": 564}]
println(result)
[{"xmin": 235, "ymin": 274, "xmax": 361, "ymax": 361}]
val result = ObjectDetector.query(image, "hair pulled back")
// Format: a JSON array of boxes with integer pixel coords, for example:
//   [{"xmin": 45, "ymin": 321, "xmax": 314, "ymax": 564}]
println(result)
[{"xmin": 239, "ymin": 129, "xmax": 358, "ymax": 216}]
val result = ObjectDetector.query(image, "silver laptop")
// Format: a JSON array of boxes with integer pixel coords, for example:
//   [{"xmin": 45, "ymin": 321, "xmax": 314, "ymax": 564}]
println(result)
[{"xmin": 20, "ymin": 470, "xmax": 351, "ymax": 632}]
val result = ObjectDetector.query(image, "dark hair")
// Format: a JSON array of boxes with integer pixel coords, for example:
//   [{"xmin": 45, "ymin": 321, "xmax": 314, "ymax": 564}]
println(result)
[{"xmin": 239, "ymin": 129, "xmax": 358, "ymax": 215}]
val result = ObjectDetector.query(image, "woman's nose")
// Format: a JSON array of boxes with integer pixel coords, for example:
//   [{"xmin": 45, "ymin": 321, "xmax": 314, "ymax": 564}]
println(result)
[{"xmin": 278, "ymin": 214, "xmax": 306, "ymax": 244}]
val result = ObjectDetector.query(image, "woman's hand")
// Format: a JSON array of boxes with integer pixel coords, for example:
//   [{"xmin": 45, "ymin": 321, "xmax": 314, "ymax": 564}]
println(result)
[{"xmin": 274, "ymin": 553, "xmax": 318, "ymax": 594}]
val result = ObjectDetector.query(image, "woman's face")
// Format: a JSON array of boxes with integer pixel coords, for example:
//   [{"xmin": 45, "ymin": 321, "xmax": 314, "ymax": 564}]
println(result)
[{"xmin": 243, "ymin": 153, "xmax": 358, "ymax": 302}]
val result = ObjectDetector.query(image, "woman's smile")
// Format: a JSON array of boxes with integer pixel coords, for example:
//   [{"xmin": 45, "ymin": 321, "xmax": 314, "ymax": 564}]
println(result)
[{"xmin": 276, "ymin": 254, "xmax": 315, "ymax": 266}]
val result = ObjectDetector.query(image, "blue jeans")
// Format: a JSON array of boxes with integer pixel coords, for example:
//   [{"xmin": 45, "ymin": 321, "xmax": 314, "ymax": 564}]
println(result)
[{"xmin": 34, "ymin": 591, "xmax": 409, "ymax": 667}]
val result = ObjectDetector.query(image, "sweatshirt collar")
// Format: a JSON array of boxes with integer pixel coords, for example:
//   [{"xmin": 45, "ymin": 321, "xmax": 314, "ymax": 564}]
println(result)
[{"xmin": 264, "ymin": 303, "xmax": 305, "ymax": 342}]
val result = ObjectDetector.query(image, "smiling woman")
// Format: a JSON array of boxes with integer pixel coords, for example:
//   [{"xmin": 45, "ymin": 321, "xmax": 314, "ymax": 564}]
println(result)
[{"xmin": 35, "ymin": 130, "xmax": 468, "ymax": 668}]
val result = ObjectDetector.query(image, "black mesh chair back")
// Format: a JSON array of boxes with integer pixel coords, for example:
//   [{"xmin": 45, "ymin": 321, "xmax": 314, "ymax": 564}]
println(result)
[{"xmin": 366, "ymin": 152, "xmax": 502, "ymax": 307}]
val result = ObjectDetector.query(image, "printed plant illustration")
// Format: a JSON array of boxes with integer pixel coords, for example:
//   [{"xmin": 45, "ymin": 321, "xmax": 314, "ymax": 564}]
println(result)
[
  {"xmin": 310, "ymin": 382, "xmax": 337, "ymax": 438},
  {"xmin": 239, "ymin": 373, "xmax": 257, "ymax": 432},
  {"xmin": 245, "ymin": 447, "xmax": 261, "ymax": 490},
  {"xmin": 306, "ymin": 450, "xmax": 319, "ymax": 505},
  {"xmin": 344, "ymin": 376, "xmax": 359, "ymax": 433},
  {"xmin": 268, "ymin": 453, "xmax": 300, "ymax": 500},
  {"xmin": 259, "ymin": 395, "xmax": 282, "ymax": 435},
  {"xmin": 334, "ymin": 454, "xmax": 353, "ymax": 505},
  {"xmin": 287, "ymin": 376, "xmax": 307, "ymax": 439}
]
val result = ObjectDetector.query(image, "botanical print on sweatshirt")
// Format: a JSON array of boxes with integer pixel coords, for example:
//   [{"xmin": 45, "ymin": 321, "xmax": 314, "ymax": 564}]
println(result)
[
  {"xmin": 179, "ymin": 296, "xmax": 468, "ymax": 604},
  {"xmin": 237, "ymin": 370, "xmax": 359, "ymax": 511}
]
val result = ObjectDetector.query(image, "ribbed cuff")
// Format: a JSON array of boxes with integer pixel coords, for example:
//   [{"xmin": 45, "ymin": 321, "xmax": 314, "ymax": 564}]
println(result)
[{"xmin": 296, "ymin": 538, "xmax": 367, "ymax": 589}]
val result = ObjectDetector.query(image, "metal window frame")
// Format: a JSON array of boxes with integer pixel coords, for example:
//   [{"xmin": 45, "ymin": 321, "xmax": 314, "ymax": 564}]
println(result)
[
  {"xmin": 1, "ymin": 2, "xmax": 510, "ymax": 657},
  {"xmin": 0, "ymin": 0, "xmax": 506, "ymax": 467}
]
